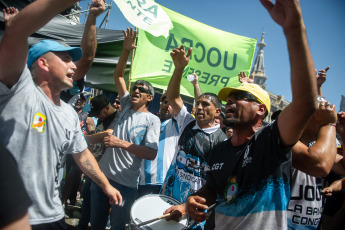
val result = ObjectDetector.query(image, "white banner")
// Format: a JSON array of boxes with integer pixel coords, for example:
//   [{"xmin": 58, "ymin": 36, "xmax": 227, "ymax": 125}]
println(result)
[{"xmin": 113, "ymin": 0, "xmax": 173, "ymax": 38}]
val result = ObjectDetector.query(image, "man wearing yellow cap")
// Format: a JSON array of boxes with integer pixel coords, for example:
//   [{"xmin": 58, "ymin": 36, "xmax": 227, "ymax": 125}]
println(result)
[{"xmin": 186, "ymin": 0, "xmax": 319, "ymax": 229}]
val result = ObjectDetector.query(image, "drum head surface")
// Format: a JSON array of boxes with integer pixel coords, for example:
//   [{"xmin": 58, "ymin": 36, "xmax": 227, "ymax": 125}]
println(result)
[{"xmin": 130, "ymin": 194, "xmax": 187, "ymax": 230}]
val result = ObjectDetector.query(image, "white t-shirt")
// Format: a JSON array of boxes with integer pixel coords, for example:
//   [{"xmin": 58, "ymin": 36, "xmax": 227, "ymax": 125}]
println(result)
[
  {"xmin": 98, "ymin": 92, "xmax": 161, "ymax": 188},
  {"xmin": 0, "ymin": 66, "xmax": 87, "ymax": 224}
]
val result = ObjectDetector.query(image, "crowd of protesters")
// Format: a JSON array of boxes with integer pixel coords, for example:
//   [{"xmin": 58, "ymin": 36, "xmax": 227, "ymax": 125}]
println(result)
[{"xmin": 1, "ymin": 0, "xmax": 345, "ymax": 230}]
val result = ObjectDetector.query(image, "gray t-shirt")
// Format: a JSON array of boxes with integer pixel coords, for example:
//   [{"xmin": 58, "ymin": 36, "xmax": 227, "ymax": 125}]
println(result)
[
  {"xmin": 98, "ymin": 92, "xmax": 160, "ymax": 188},
  {"xmin": 0, "ymin": 66, "xmax": 87, "ymax": 225}
]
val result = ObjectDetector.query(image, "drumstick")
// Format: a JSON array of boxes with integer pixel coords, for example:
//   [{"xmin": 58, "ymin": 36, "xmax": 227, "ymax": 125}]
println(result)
[
  {"xmin": 207, "ymin": 203, "xmax": 217, "ymax": 213},
  {"xmin": 136, "ymin": 213, "xmax": 171, "ymax": 227}
]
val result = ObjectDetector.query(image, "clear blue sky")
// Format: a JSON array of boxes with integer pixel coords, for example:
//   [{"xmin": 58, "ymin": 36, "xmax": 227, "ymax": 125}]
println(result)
[{"xmin": 79, "ymin": 0, "xmax": 345, "ymax": 111}]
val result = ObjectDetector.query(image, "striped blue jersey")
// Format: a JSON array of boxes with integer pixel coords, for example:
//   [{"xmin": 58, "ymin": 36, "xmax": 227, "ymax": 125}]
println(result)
[{"xmin": 139, "ymin": 106, "xmax": 193, "ymax": 185}]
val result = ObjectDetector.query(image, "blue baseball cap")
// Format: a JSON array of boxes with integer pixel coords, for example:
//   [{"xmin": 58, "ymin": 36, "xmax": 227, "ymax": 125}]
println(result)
[{"xmin": 27, "ymin": 40, "xmax": 82, "ymax": 67}]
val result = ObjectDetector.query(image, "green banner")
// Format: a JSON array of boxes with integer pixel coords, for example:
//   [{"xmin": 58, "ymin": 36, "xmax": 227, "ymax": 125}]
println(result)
[{"xmin": 132, "ymin": 5, "xmax": 257, "ymax": 98}]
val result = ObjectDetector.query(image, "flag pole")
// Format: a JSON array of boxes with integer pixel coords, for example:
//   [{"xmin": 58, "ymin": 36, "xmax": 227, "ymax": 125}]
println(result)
[{"xmin": 127, "ymin": 27, "xmax": 137, "ymax": 93}]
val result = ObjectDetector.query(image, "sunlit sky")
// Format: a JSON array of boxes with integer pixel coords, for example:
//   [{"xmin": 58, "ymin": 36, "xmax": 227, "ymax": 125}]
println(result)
[{"xmin": 79, "ymin": 0, "xmax": 345, "ymax": 111}]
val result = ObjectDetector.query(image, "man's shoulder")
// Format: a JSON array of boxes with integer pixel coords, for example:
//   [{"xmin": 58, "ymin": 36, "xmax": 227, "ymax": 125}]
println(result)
[
  {"xmin": 148, "ymin": 112, "xmax": 161, "ymax": 125},
  {"xmin": 61, "ymin": 100, "xmax": 79, "ymax": 119},
  {"xmin": 254, "ymin": 121, "xmax": 277, "ymax": 138},
  {"xmin": 0, "ymin": 66, "xmax": 33, "ymax": 96}
]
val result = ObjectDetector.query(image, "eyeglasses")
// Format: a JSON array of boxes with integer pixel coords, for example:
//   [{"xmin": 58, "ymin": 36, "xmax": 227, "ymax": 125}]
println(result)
[
  {"xmin": 132, "ymin": 85, "xmax": 151, "ymax": 95},
  {"xmin": 230, "ymin": 90, "xmax": 261, "ymax": 104},
  {"xmin": 114, "ymin": 100, "xmax": 121, "ymax": 105}
]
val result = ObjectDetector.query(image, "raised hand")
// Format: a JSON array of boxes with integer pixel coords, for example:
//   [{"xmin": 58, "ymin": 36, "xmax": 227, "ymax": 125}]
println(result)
[
  {"xmin": 191, "ymin": 70, "xmax": 199, "ymax": 85},
  {"xmin": 122, "ymin": 27, "xmax": 137, "ymax": 52},
  {"xmin": 260, "ymin": 0, "xmax": 303, "ymax": 30},
  {"xmin": 89, "ymin": 0, "xmax": 106, "ymax": 17},
  {"xmin": 316, "ymin": 66, "xmax": 330, "ymax": 88},
  {"xmin": 3, "ymin": 7, "xmax": 19, "ymax": 27},
  {"xmin": 170, "ymin": 44, "xmax": 193, "ymax": 70},
  {"xmin": 238, "ymin": 71, "xmax": 254, "ymax": 84},
  {"xmin": 313, "ymin": 101, "xmax": 337, "ymax": 126}
]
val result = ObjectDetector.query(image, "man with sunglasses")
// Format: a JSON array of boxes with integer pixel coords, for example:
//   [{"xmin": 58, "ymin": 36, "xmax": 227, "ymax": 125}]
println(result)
[
  {"xmin": 89, "ymin": 28, "xmax": 160, "ymax": 230},
  {"xmin": 113, "ymin": 96, "xmax": 122, "ymax": 112},
  {"xmin": 186, "ymin": 0, "xmax": 319, "ymax": 229}
]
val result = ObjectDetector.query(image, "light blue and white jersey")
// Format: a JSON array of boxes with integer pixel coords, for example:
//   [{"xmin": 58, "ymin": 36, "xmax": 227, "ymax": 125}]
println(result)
[
  {"xmin": 139, "ymin": 117, "xmax": 179, "ymax": 185},
  {"xmin": 98, "ymin": 92, "xmax": 160, "ymax": 188}
]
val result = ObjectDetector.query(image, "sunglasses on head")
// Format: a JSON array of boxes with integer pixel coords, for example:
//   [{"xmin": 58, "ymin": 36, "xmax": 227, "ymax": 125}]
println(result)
[
  {"xmin": 230, "ymin": 90, "xmax": 261, "ymax": 104},
  {"xmin": 132, "ymin": 85, "xmax": 151, "ymax": 95}
]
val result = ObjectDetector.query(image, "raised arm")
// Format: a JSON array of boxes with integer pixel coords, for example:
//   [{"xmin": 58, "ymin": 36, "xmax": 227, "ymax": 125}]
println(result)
[
  {"xmin": 261, "ymin": 0, "xmax": 318, "ymax": 146},
  {"xmin": 166, "ymin": 45, "xmax": 193, "ymax": 115},
  {"xmin": 316, "ymin": 66, "xmax": 330, "ymax": 97},
  {"xmin": 73, "ymin": 149, "xmax": 122, "ymax": 205},
  {"xmin": 0, "ymin": 0, "xmax": 78, "ymax": 88},
  {"xmin": 292, "ymin": 102, "xmax": 337, "ymax": 177},
  {"xmin": 113, "ymin": 28, "xmax": 137, "ymax": 98},
  {"xmin": 238, "ymin": 71, "xmax": 254, "ymax": 84},
  {"xmin": 73, "ymin": 0, "xmax": 105, "ymax": 81},
  {"xmin": 191, "ymin": 71, "xmax": 203, "ymax": 101}
]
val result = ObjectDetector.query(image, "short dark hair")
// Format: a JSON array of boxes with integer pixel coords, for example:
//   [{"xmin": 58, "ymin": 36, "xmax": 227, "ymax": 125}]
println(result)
[
  {"xmin": 134, "ymin": 80, "xmax": 154, "ymax": 97},
  {"xmin": 198, "ymin": 93, "xmax": 222, "ymax": 108}
]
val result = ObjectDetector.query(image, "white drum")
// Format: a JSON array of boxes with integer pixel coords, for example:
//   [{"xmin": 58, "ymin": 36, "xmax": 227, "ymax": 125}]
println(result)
[{"xmin": 130, "ymin": 194, "xmax": 188, "ymax": 230}]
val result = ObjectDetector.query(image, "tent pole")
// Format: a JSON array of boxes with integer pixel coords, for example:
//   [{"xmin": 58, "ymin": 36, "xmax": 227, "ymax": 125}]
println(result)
[
  {"xmin": 104, "ymin": 0, "xmax": 113, "ymax": 29},
  {"xmin": 127, "ymin": 27, "xmax": 137, "ymax": 93},
  {"xmin": 83, "ymin": 0, "xmax": 91, "ymax": 24}
]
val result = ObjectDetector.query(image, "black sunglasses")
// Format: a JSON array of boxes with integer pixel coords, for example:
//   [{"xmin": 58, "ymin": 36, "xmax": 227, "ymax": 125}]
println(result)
[
  {"xmin": 114, "ymin": 100, "xmax": 121, "ymax": 105},
  {"xmin": 230, "ymin": 90, "xmax": 261, "ymax": 104},
  {"xmin": 132, "ymin": 85, "xmax": 151, "ymax": 95}
]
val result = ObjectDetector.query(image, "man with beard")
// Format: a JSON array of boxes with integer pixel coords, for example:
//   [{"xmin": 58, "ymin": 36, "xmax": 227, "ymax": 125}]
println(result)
[
  {"xmin": 160, "ymin": 45, "xmax": 226, "ymax": 229},
  {"xmin": 186, "ymin": 0, "xmax": 319, "ymax": 229},
  {"xmin": 90, "ymin": 28, "xmax": 160, "ymax": 230}
]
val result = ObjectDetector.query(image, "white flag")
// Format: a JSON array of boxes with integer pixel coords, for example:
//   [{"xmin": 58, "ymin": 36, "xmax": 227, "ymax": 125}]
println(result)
[{"xmin": 113, "ymin": 0, "xmax": 173, "ymax": 38}]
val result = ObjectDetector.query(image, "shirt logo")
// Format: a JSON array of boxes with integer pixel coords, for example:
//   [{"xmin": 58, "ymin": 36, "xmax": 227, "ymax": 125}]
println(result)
[
  {"xmin": 224, "ymin": 176, "xmax": 238, "ymax": 202},
  {"xmin": 242, "ymin": 145, "xmax": 252, "ymax": 168},
  {"xmin": 32, "ymin": 112, "xmax": 46, "ymax": 133}
]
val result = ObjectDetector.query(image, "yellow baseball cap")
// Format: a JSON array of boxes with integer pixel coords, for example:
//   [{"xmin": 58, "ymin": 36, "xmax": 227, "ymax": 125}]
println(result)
[{"xmin": 218, "ymin": 83, "xmax": 271, "ymax": 114}]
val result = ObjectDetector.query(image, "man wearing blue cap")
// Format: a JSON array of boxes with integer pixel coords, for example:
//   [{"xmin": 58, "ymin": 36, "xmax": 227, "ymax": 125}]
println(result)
[
  {"xmin": 187, "ymin": 0, "xmax": 319, "ymax": 229},
  {"xmin": 0, "ymin": 0, "xmax": 122, "ymax": 229}
]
